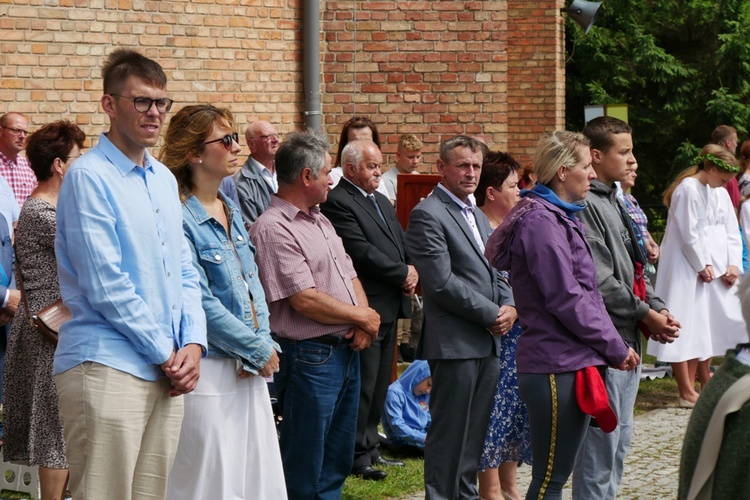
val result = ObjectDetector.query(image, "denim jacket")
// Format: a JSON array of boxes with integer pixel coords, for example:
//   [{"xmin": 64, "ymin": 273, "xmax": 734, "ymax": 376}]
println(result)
[{"xmin": 182, "ymin": 192, "xmax": 278, "ymax": 374}]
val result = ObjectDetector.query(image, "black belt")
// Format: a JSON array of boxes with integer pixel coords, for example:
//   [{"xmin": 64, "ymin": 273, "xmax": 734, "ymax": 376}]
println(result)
[
  {"xmin": 307, "ymin": 334, "xmax": 350, "ymax": 347},
  {"xmin": 273, "ymin": 334, "xmax": 349, "ymax": 347}
]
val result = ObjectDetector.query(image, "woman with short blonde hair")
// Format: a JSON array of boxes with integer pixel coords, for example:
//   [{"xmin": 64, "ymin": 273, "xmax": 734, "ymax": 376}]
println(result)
[{"xmin": 485, "ymin": 131, "xmax": 637, "ymax": 499}]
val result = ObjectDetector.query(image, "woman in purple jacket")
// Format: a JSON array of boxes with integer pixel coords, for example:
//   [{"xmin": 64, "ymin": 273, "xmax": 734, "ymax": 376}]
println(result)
[{"xmin": 485, "ymin": 131, "xmax": 638, "ymax": 499}]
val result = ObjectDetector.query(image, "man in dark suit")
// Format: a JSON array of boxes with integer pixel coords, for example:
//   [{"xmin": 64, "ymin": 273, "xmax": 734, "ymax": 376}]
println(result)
[
  {"xmin": 406, "ymin": 135, "xmax": 516, "ymax": 499},
  {"xmin": 321, "ymin": 140, "xmax": 419, "ymax": 480}
]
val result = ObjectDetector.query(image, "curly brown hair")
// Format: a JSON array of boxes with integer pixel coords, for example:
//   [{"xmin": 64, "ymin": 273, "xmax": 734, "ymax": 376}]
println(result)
[{"xmin": 25, "ymin": 121, "xmax": 85, "ymax": 182}]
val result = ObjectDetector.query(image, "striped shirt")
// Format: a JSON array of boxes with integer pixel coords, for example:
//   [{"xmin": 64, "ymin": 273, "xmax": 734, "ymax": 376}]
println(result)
[{"xmin": 249, "ymin": 195, "xmax": 358, "ymax": 341}]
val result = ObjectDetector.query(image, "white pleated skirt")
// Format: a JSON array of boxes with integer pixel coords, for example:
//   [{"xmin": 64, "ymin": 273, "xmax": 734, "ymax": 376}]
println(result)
[{"xmin": 166, "ymin": 357, "xmax": 287, "ymax": 500}]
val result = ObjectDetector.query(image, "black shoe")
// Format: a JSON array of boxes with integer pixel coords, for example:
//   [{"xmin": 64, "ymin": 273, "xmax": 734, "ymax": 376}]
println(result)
[
  {"xmin": 399, "ymin": 344, "xmax": 416, "ymax": 362},
  {"xmin": 374, "ymin": 456, "xmax": 405, "ymax": 467},
  {"xmin": 351, "ymin": 465, "xmax": 387, "ymax": 480}
]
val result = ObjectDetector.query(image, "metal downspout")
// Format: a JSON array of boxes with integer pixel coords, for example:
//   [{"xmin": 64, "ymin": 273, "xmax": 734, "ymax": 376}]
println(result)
[{"xmin": 303, "ymin": 0, "xmax": 322, "ymax": 132}]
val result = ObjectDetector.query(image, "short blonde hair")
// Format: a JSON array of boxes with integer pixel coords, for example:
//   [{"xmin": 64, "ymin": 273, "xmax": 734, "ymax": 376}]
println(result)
[
  {"xmin": 398, "ymin": 134, "xmax": 423, "ymax": 151},
  {"xmin": 533, "ymin": 131, "xmax": 590, "ymax": 186}
]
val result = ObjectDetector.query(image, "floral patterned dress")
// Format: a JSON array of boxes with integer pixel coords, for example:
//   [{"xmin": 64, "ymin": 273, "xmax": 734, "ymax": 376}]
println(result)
[{"xmin": 479, "ymin": 271, "xmax": 532, "ymax": 470}]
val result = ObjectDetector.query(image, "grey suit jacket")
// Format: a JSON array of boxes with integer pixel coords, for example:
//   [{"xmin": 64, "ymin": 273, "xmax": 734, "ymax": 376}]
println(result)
[
  {"xmin": 233, "ymin": 156, "xmax": 273, "ymax": 226},
  {"xmin": 405, "ymin": 186, "xmax": 514, "ymax": 360}
]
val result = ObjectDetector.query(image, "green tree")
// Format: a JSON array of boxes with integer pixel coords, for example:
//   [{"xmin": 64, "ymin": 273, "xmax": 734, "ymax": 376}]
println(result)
[{"xmin": 565, "ymin": 0, "xmax": 750, "ymax": 226}]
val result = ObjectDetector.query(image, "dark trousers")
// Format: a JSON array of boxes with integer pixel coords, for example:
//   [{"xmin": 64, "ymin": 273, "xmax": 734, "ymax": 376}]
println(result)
[
  {"xmin": 353, "ymin": 320, "xmax": 397, "ymax": 468},
  {"xmin": 424, "ymin": 355, "xmax": 500, "ymax": 500},
  {"xmin": 275, "ymin": 337, "xmax": 360, "ymax": 500},
  {"xmin": 519, "ymin": 371, "xmax": 590, "ymax": 500}
]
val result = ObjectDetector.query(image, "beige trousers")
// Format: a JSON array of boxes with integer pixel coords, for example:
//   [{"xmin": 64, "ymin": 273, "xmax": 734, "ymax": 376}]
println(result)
[{"xmin": 55, "ymin": 362, "xmax": 183, "ymax": 500}]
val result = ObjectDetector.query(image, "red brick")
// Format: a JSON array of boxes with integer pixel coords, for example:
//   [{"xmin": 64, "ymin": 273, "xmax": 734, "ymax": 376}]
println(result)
[{"xmin": 1, "ymin": 1, "xmax": 561, "ymax": 165}]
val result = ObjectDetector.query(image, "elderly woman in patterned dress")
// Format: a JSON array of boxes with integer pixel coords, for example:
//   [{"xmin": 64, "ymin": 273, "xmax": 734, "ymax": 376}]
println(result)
[{"xmin": 3, "ymin": 120, "xmax": 84, "ymax": 500}]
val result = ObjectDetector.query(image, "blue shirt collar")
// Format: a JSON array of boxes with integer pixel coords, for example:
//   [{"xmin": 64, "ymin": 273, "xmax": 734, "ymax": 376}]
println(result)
[{"xmin": 96, "ymin": 133, "xmax": 155, "ymax": 177}]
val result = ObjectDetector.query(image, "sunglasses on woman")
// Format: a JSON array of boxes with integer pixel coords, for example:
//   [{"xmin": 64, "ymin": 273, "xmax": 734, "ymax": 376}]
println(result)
[{"xmin": 204, "ymin": 133, "xmax": 239, "ymax": 151}]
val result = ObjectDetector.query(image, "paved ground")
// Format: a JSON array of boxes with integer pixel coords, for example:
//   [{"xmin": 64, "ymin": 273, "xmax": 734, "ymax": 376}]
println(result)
[{"xmin": 399, "ymin": 406, "xmax": 692, "ymax": 499}]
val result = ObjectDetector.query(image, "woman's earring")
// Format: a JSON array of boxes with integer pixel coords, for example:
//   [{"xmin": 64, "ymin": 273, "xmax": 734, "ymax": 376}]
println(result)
[{"xmin": 199, "ymin": 160, "xmax": 203, "ymax": 164}]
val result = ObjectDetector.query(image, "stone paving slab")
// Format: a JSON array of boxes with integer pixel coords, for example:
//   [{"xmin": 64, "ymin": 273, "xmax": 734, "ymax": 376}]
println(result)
[{"xmin": 399, "ymin": 406, "xmax": 691, "ymax": 499}]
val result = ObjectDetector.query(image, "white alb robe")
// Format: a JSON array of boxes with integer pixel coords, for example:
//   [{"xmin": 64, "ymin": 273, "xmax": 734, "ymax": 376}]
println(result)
[{"xmin": 648, "ymin": 177, "xmax": 746, "ymax": 362}]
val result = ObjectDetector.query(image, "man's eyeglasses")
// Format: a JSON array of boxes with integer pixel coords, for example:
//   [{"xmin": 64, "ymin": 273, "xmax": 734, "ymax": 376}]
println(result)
[
  {"xmin": 1, "ymin": 126, "xmax": 28, "ymax": 136},
  {"xmin": 258, "ymin": 133, "xmax": 282, "ymax": 142},
  {"xmin": 204, "ymin": 133, "xmax": 239, "ymax": 151},
  {"xmin": 110, "ymin": 94, "xmax": 174, "ymax": 114}
]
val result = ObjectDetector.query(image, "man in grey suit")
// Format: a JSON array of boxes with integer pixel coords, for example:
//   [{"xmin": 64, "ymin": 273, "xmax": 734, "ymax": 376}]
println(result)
[
  {"xmin": 406, "ymin": 135, "xmax": 516, "ymax": 499},
  {"xmin": 233, "ymin": 120, "xmax": 280, "ymax": 226}
]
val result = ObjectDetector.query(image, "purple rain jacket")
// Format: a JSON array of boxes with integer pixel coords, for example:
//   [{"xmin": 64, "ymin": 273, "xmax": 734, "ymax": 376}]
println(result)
[{"xmin": 485, "ymin": 193, "xmax": 629, "ymax": 374}]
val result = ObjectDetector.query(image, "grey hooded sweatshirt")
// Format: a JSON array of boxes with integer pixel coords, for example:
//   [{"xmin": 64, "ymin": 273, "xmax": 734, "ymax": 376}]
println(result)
[{"xmin": 577, "ymin": 179, "xmax": 667, "ymax": 344}]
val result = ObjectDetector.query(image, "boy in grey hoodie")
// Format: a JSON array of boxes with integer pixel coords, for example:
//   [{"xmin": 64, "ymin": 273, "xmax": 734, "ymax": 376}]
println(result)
[{"xmin": 572, "ymin": 116, "xmax": 680, "ymax": 499}]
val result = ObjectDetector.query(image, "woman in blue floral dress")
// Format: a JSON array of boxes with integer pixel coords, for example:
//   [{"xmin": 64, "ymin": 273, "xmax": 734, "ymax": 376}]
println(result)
[{"xmin": 476, "ymin": 152, "xmax": 532, "ymax": 500}]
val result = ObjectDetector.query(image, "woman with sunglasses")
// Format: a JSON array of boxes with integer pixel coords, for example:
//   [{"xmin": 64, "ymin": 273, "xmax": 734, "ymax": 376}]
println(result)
[{"xmin": 160, "ymin": 105, "xmax": 286, "ymax": 499}]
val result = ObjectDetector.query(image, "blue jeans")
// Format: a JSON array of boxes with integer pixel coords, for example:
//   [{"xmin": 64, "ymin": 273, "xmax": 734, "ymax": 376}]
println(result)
[{"xmin": 275, "ymin": 337, "xmax": 360, "ymax": 500}]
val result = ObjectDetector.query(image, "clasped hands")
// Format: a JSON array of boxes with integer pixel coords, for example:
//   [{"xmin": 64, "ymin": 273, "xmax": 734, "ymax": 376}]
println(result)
[
  {"xmin": 699, "ymin": 264, "xmax": 739, "ymax": 288},
  {"xmin": 345, "ymin": 306, "xmax": 381, "ymax": 352},
  {"xmin": 489, "ymin": 305, "xmax": 517, "ymax": 336},
  {"xmin": 161, "ymin": 343, "xmax": 204, "ymax": 397},
  {"xmin": 401, "ymin": 265, "xmax": 419, "ymax": 296},
  {"xmin": 643, "ymin": 308, "xmax": 681, "ymax": 345}
]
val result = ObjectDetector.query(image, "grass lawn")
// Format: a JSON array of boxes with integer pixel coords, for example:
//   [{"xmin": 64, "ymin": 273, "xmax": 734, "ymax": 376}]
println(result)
[
  {"xmin": 0, "ymin": 491, "xmax": 31, "ymax": 499},
  {"xmin": 342, "ymin": 455, "xmax": 424, "ymax": 500}
]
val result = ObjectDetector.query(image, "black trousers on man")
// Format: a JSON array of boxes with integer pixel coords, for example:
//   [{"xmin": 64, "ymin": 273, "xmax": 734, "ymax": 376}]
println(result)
[{"xmin": 352, "ymin": 320, "xmax": 397, "ymax": 468}]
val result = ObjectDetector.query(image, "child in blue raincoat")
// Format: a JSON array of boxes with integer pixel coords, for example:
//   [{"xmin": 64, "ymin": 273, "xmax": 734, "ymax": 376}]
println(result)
[{"xmin": 381, "ymin": 361, "xmax": 431, "ymax": 456}]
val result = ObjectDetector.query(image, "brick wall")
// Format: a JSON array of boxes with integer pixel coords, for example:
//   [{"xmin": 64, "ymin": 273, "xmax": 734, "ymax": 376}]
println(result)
[
  {"xmin": 0, "ymin": 0, "xmax": 564, "ymax": 166},
  {"xmin": 0, "ymin": 0, "xmax": 305, "ymax": 154},
  {"xmin": 323, "ymin": 1, "xmax": 566, "ymax": 168},
  {"xmin": 507, "ymin": 1, "xmax": 566, "ymax": 164}
]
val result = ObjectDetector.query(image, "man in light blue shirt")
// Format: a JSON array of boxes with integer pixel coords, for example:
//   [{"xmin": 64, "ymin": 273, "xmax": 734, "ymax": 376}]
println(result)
[
  {"xmin": 54, "ymin": 49, "xmax": 206, "ymax": 500},
  {"xmin": 0, "ymin": 177, "xmax": 20, "ymax": 439}
]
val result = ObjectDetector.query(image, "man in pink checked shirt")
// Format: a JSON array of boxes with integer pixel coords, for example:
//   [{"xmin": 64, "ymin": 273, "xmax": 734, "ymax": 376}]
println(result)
[{"xmin": 0, "ymin": 113, "xmax": 37, "ymax": 207}]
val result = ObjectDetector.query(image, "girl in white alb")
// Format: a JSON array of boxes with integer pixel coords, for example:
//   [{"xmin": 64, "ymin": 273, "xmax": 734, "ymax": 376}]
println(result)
[{"xmin": 648, "ymin": 145, "xmax": 747, "ymax": 407}]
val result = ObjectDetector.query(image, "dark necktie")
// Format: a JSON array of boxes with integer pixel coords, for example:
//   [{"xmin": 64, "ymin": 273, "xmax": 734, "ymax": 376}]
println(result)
[{"xmin": 367, "ymin": 194, "xmax": 386, "ymax": 224}]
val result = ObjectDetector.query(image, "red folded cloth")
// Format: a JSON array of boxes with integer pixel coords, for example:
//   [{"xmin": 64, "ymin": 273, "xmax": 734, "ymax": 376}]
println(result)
[
  {"xmin": 575, "ymin": 366, "xmax": 617, "ymax": 433},
  {"xmin": 633, "ymin": 261, "xmax": 654, "ymax": 339}
]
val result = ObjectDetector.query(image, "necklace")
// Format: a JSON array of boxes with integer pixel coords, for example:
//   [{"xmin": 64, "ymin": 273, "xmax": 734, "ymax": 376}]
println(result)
[{"xmin": 482, "ymin": 210, "xmax": 504, "ymax": 229}]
